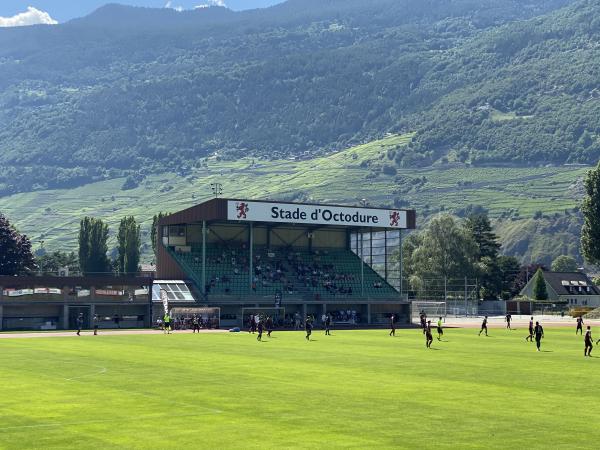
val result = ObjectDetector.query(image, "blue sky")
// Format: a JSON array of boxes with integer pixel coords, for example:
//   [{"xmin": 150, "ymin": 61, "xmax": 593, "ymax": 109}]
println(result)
[{"xmin": 0, "ymin": 1, "xmax": 285, "ymax": 23}]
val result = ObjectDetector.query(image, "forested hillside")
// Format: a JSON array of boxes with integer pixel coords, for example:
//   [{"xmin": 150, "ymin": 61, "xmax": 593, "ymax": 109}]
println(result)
[
  {"xmin": 406, "ymin": 0, "xmax": 600, "ymax": 167},
  {"xmin": 0, "ymin": 0, "xmax": 586, "ymax": 195}
]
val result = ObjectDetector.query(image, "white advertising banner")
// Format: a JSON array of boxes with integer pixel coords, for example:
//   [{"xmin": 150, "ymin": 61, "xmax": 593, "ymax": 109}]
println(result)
[{"xmin": 227, "ymin": 200, "xmax": 408, "ymax": 229}]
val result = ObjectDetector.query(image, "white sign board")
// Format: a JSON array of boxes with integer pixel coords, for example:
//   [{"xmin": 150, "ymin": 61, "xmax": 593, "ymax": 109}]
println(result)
[{"xmin": 227, "ymin": 200, "xmax": 408, "ymax": 229}]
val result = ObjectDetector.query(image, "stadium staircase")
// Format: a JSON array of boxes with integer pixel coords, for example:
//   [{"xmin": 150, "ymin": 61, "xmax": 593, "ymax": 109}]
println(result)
[{"xmin": 166, "ymin": 245, "xmax": 398, "ymax": 301}]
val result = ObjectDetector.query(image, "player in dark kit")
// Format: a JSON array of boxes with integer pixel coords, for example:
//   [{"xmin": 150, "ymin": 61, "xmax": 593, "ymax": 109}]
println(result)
[
  {"xmin": 585, "ymin": 326, "xmax": 593, "ymax": 356},
  {"xmin": 505, "ymin": 313, "xmax": 512, "ymax": 329},
  {"xmin": 266, "ymin": 316, "xmax": 274, "ymax": 337},
  {"xmin": 76, "ymin": 313, "xmax": 84, "ymax": 336},
  {"xmin": 192, "ymin": 315, "xmax": 200, "ymax": 333},
  {"xmin": 534, "ymin": 321, "xmax": 544, "ymax": 351},
  {"xmin": 576, "ymin": 316, "xmax": 584, "ymax": 335},
  {"xmin": 92, "ymin": 314, "xmax": 99, "ymax": 335},
  {"xmin": 257, "ymin": 319, "xmax": 264, "ymax": 341},
  {"xmin": 425, "ymin": 321, "xmax": 433, "ymax": 348},
  {"xmin": 325, "ymin": 314, "xmax": 332, "ymax": 336},
  {"xmin": 305, "ymin": 316, "xmax": 313, "ymax": 341},
  {"xmin": 389, "ymin": 314, "xmax": 396, "ymax": 336},
  {"xmin": 420, "ymin": 312, "xmax": 427, "ymax": 334},
  {"xmin": 525, "ymin": 317, "xmax": 534, "ymax": 342},
  {"xmin": 478, "ymin": 316, "xmax": 488, "ymax": 336}
]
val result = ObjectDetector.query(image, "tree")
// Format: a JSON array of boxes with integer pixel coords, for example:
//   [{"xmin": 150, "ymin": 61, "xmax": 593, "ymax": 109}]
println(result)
[
  {"xmin": 464, "ymin": 213, "xmax": 502, "ymax": 300},
  {"xmin": 551, "ymin": 255, "xmax": 578, "ymax": 272},
  {"xmin": 78, "ymin": 217, "xmax": 110, "ymax": 275},
  {"xmin": 0, "ymin": 213, "xmax": 36, "ymax": 275},
  {"xmin": 403, "ymin": 214, "xmax": 478, "ymax": 289},
  {"xmin": 532, "ymin": 268, "xmax": 548, "ymax": 301},
  {"xmin": 117, "ymin": 216, "xmax": 141, "ymax": 275},
  {"xmin": 497, "ymin": 255, "xmax": 521, "ymax": 298},
  {"xmin": 513, "ymin": 263, "xmax": 547, "ymax": 295},
  {"xmin": 151, "ymin": 212, "xmax": 168, "ymax": 256},
  {"xmin": 464, "ymin": 213, "xmax": 501, "ymax": 260},
  {"xmin": 36, "ymin": 251, "xmax": 79, "ymax": 275},
  {"xmin": 581, "ymin": 161, "xmax": 600, "ymax": 265}
]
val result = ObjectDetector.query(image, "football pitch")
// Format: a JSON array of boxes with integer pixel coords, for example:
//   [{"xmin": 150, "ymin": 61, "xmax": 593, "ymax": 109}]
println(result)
[{"xmin": 1, "ymin": 327, "xmax": 599, "ymax": 449}]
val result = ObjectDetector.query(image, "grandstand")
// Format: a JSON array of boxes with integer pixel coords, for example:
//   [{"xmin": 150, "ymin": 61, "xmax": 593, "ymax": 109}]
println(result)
[{"xmin": 157, "ymin": 199, "xmax": 416, "ymax": 327}]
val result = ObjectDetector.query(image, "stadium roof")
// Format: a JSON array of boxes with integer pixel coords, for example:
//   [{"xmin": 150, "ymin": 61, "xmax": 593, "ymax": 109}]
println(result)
[{"xmin": 158, "ymin": 198, "xmax": 416, "ymax": 230}]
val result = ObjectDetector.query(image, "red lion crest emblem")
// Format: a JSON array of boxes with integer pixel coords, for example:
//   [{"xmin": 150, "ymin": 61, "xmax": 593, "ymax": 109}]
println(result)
[
  {"xmin": 236, "ymin": 202, "xmax": 249, "ymax": 219},
  {"xmin": 389, "ymin": 211, "xmax": 400, "ymax": 227}
]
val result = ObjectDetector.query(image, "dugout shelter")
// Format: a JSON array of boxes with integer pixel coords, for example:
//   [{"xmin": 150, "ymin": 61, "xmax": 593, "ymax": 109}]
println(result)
[{"xmin": 157, "ymin": 198, "xmax": 416, "ymax": 328}]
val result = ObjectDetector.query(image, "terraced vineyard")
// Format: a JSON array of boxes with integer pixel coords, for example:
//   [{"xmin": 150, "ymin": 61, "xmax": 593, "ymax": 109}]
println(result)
[{"xmin": 0, "ymin": 134, "xmax": 589, "ymax": 262}]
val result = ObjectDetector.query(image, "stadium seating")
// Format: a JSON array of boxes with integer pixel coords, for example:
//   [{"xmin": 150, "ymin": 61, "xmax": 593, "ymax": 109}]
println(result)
[{"xmin": 167, "ymin": 245, "xmax": 398, "ymax": 299}]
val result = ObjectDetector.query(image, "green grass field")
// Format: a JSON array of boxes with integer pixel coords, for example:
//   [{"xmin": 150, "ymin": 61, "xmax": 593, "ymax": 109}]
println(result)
[{"xmin": 1, "ymin": 328, "xmax": 599, "ymax": 449}]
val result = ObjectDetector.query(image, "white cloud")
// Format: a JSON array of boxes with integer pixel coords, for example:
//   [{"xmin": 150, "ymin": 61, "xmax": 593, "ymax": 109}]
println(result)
[
  {"xmin": 195, "ymin": 0, "xmax": 227, "ymax": 8},
  {"xmin": 164, "ymin": 1, "xmax": 184, "ymax": 12},
  {"xmin": 0, "ymin": 6, "xmax": 58, "ymax": 28}
]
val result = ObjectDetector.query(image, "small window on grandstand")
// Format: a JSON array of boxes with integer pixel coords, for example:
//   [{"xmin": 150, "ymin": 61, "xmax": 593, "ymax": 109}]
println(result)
[{"xmin": 169, "ymin": 226, "xmax": 186, "ymax": 237}]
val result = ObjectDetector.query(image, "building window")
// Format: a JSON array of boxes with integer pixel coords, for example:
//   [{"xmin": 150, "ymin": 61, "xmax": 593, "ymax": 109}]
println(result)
[{"xmin": 169, "ymin": 226, "xmax": 185, "ymax": 237}]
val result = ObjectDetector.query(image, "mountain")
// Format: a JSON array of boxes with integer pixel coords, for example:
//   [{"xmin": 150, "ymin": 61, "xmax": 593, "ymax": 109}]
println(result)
[
  {"xmin": 0, "ymin": 0, "xmax": 579, "ymax": 196},
  {"xmin": 406, "ymin": 0, "xmax": 600, "ymax": 166}
]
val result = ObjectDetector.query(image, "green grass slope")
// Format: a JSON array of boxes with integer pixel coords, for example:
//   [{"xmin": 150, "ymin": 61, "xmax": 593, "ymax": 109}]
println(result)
[
  {"xmin": 0, "ymin": 134, "xmax": 588, "ymax": 262},
  {"xmin": 1, "ymin": 328, "xmax": 599, "ymax": 449}
]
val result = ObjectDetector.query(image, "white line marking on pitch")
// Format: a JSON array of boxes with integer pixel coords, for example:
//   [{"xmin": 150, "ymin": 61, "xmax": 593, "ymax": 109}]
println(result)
[{"xmin": 64, "ymin": 366, "xmax": 107, "ymax": 381}]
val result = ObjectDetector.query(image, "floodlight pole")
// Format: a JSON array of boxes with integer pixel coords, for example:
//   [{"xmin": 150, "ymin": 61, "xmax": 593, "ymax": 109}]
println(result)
[{"xmin": 210, "ymin": 182, "xmax": 223, "ymax": 198}]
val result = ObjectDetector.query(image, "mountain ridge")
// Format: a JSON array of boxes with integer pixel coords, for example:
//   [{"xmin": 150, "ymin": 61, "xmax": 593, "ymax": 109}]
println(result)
[{"xmin": 0, "ymin": 0, "xmax": 583, "ymax": 197}]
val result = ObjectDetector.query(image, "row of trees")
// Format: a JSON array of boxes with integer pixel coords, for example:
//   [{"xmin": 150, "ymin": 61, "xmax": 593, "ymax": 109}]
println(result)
[
  {"xmin": 401, "ymin": 212, "xmax": 581, "ymax": 301},
  {"xmin": 402, "ymin": 213, "xmax": 516, "ymax": 300},
  {"xmin": 1, "ymin": 210, "xmax": 165, "ymax": 277},
  {"xmin": 78, "ymin": 216, "xmax": 141, "ymax": 275}
]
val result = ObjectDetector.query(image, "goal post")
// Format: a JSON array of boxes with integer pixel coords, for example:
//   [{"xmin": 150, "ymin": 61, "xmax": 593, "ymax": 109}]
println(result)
[
  {"xmin": 411, "ymin": 301, "xmax": 447, "ymax": 321},
  {"xmin": 169, "ymin": 307, "xmax": 221, "ymax": 329}
]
